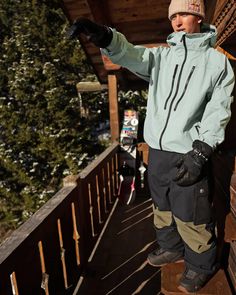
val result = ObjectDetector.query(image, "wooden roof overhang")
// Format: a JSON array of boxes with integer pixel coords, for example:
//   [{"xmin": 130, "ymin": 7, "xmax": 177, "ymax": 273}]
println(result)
[{"xmin": 61, "ymin": 0, "xmax": 236, "ymax": 90}]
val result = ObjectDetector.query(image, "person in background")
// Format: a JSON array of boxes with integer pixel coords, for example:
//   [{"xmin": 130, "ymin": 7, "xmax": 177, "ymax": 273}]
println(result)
[{"xmin": 67, "ymin": 0, "xmax": 235, "ymax": 292}]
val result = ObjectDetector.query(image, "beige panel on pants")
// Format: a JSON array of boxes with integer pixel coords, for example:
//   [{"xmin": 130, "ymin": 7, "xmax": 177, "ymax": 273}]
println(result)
[
  {"xmin": 153, "ymin": 205, "xmax": 172, "ymax": 228},
  {"xmin": 153, "ymin": 205, "xmax": 212, "ymax": 253}
]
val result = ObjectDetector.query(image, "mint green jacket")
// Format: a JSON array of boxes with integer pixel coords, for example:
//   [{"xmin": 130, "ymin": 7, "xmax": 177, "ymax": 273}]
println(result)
[{"xmin": 102, "ymin": 25, "xmax": 235, "ymax": 153}]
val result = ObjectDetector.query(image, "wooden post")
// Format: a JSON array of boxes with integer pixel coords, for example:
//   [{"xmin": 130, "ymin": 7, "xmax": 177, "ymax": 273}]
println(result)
[{"xmin": 108, "ymin": 74, "xmax": 119, "ymax": 142}]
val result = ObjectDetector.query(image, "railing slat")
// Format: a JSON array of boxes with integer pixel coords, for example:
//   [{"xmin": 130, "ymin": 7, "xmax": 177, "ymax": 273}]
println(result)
[
  {"xmin": 57, "ymin": 219, "xmax": 69, "ymax": 289},
  {"xmin": 10, "ymin": 272, "xmax": 19, "ymax": 295},
  {"xmin": 71, "ymin": 203, "xmax": 81, "ymax": 266},
  {"xmin": 115, "ymin": 153, "xmax": 120, "ymax": 191},
  {"xmin": 102, "ymin": 167, "xmax": 109, "ymax": 213},
  {"xmin": 96, "ymin": 175, "xmax": 103, "ymax": 224},
  {"xmin": 58, "ymin": 193, "xmax": 80, "ymax": 290},
  {"xmin": 96, "ymin": 173, "xmax": 106, "ymax": 223},
  {"xmin": 38, "ymin": 241, "xmax": 50, "ymax": 295}
]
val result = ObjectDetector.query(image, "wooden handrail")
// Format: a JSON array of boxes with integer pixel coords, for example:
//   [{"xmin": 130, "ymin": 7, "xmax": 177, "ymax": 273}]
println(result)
[{"xmin": 0, "ymin": 142, "xmax": 120, "ymax": 295}]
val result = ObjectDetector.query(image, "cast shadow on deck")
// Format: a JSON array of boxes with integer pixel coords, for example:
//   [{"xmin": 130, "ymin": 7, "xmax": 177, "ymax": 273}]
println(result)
[{"xmin": 75, "ymin": 197, "xmax": 162, "ymax": 295}]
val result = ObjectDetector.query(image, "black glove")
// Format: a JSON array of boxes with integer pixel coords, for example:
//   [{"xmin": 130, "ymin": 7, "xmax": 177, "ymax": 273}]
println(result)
[
  {"xmin": 66, "ymin": 17, "xmax": 113, "ymax": 48},
  {"xmin": 173, "ymin": 140, "xmax": 213, "ymax": 186}
]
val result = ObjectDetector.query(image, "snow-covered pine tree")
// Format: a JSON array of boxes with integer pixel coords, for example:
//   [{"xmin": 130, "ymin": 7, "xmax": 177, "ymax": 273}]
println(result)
[{"xmin": 0, "ymin": 0, "xmax": 108, "ymax": 236}]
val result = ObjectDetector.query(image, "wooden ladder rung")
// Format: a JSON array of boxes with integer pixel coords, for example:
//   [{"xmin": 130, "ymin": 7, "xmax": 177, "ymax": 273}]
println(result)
[{"xmin": 161, "ymin": 262, "xmax": 232, "ymax": 295}]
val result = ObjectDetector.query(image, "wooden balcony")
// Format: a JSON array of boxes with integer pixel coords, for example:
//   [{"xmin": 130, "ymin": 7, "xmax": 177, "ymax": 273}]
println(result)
[
  {"xmin": 0, "ymin": 141, "xmax": 236, "ymax": 295},
  {"xmin": 0, "ymin": 143, "xmax": 121, "ymax": 295},
  {"xmin": 0, "ymin": 141, "xmax": 160, "ymax": 295},
  {"xmin": 0, "ymin": 1, "xmax": 235, "ymax": 293}
]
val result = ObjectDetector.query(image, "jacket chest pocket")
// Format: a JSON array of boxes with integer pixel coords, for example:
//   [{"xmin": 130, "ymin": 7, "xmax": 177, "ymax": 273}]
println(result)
[{"xmin": 173, "ymin": 66, "xmax": 196, "ymax": 111}]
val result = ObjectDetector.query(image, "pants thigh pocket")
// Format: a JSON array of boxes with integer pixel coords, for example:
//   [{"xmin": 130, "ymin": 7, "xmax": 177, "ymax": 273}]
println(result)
[{"xmin": 193, "ymin": 178, "xmax": 212, "ymax": 225}]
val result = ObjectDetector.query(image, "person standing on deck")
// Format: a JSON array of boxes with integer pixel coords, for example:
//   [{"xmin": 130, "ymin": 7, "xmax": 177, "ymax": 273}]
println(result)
[{"xmin": 67, "ymin": 0, "xmax": 235, "ymax": 292}]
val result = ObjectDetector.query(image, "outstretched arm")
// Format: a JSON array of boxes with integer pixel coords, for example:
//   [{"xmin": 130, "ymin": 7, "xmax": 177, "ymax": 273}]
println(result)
[
  {"xmin": 67, "ymin": 18, "xmax": 159, "ymax": 82},
  {"xmin": 101, "ymin": 29, "xmax": 156, "ymax": 82}
]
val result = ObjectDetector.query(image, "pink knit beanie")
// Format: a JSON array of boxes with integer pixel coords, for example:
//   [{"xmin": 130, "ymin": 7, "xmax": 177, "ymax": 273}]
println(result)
[{"xmin": 168, "ymin": 0, "xmax": 205, "ymax": 20}]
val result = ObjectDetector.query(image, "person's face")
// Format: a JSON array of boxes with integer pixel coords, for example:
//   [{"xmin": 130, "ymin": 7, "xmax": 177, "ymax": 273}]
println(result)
[{"xmin": 171, "ymin": 13, "xmax": 202, "ymax": 33}]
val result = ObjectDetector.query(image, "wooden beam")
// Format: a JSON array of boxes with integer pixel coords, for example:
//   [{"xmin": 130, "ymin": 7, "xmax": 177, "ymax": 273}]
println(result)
[
  {"xmin": 213, "ymin": 0, "xmax": 236, "ymax": 46},
  {"xmin": 212, "ymin": 0, "xmax": 234, "ymax": 24},
  {"xmin": 204, "ymin": 0, "xmax": 218, "ymax": 24},
  {"xmin": 108, "ymin": 75, "xmax": 119, "ymax": 142},
  {"xmin": 101, "ymin": 55, "xmax": 121, "ymax": 71},
  {"xmin": 205, "ymin": 0, "xmax": 236, "ymax": 46},
  {"xmin": 216, "ymin": 46, "xmax": 236, "ymax": 60},
  {"xmin": 76, "ymin": 82, "xmax": 108, "ymax": 92},
  {"xmin": 86, "ymin": 0, "xmax": 112, "ymax": 24}
]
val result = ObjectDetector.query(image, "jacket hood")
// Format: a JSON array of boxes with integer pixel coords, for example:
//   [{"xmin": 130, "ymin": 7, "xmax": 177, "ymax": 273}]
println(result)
[{"xmin": 167, "ymin": 24, "xmax": 217, "ymax": 49}]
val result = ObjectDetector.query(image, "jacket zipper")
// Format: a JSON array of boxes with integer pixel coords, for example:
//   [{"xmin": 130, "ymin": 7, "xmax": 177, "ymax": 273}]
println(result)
[
  {"xmin": 195, "ymin": 125, "xmax": 200, "ymax": 135},
  {"xmin": 159, "ymin": 35, "xmax": 188, "ymax": 150},
  {"xmin": 164, "ymin": 64, "xmax": 179, "ymax": 109},
  {"xmin": 173, "ymin": 66, "xmax": 196, "ymax": 111}
]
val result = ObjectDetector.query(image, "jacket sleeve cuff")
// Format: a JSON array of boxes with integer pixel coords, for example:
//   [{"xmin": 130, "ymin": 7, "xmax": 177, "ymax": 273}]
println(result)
[{"xmin": 101, "ymin": 28, "xmax": 119, "ymax": 55}]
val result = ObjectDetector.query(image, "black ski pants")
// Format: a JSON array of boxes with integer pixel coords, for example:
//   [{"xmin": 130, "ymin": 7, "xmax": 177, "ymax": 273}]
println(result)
[{"xmin": 148, "ymin": 147, "xmax": 217, "ymax": 274}]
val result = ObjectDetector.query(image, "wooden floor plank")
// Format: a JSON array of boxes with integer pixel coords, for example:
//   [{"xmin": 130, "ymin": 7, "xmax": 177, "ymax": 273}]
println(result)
[
  {"xmin": 225, "ymin": 212, "xmax": 236, "ymax": 242},
  {"xmin": 161, "ymin": 262, "xmax": 232, "ymax": 295}
]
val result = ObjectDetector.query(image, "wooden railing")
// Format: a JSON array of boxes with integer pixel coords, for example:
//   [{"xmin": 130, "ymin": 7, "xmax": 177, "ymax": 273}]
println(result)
[{"xmin": 0, "ymin": 142, "xmax": 120, "ymax": 295}]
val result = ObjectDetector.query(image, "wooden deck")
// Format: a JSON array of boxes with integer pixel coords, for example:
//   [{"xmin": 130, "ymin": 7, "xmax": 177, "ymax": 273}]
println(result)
[
  {"xmin": 73, "ymin": 178, "xmax": 236, "ymax": 295},
  {"xmin": 74, "ymin": 197, "xmax": 163, "ymax": 295}
]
